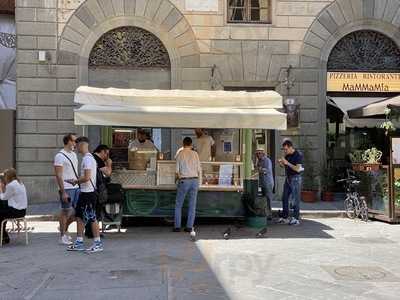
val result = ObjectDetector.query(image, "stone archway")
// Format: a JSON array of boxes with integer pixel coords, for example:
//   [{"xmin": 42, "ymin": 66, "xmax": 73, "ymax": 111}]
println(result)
[
  {"xmin": 57, "ymin": 0, "xmax": 199, "ymax": 89},
  {"xmin": 291, "ymin": 0, "xmax": 400, "ymax": 187}
]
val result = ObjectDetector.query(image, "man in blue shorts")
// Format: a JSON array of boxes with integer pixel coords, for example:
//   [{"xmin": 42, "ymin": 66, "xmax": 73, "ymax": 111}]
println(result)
[{"xmin": 54, "ymin": 133, "xmax": 80, "ymax": 245}]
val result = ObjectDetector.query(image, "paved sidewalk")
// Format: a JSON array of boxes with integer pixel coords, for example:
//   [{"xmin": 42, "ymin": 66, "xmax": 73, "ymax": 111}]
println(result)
[
  {"xmin": 1, "ymin": 218, "xmax": 400, "ymax": 299},
  {"xmin": 27, "ymin": 198, "xmax": 346, "ymax": 221}
]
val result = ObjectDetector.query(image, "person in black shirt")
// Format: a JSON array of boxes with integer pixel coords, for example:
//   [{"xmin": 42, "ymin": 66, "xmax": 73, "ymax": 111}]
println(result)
[
  {"xmin": 93, "ymin": 145, "xmax": 112, "ymax": 178},
  {"xmin": 278, "ymin": 140, "xmax": 303, "ymax": 225}
]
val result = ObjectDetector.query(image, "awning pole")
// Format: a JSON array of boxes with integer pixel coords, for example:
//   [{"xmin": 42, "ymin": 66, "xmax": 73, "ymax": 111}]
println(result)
[{"xmin": 244, "ymin": 129, "xmax": 252, "ymax": 180}]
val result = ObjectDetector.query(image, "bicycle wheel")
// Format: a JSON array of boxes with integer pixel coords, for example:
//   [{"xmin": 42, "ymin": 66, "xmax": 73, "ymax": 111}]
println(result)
[
  {"xmin": 359, "ymin": 199, "xmax": 369, "ymax": 222},
  {"xmin": 351, "ymin": 194, "xmax": 360, "ymax": 217},
  {"xmin": 344, "ymin": 197, "xmax": 355, "ymax": 219}
]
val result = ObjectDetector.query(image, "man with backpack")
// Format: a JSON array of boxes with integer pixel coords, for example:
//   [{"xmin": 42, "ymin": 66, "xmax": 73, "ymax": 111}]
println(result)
[
  {"xmin": 85, "ymin": 144, "xmax": 112, "ymax": 238},
  {"xmin": 54, "ymin": 133, "xmax": 80, "ymax": 245}
]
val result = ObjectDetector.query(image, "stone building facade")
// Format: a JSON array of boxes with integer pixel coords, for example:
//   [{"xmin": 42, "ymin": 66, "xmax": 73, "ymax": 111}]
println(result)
[{"xmin": 14, "ymin": 0, "xmax": 400, "ymax": 202}]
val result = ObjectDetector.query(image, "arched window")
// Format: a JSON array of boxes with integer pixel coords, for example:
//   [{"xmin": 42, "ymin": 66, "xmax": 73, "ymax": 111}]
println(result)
[
  {"xmin": 89, "ymin": 26, "xmax": 170, "ymax": 69},
  {"xmin": 328, "ymin": 30, "xmax": 400, "ymax": 72}
]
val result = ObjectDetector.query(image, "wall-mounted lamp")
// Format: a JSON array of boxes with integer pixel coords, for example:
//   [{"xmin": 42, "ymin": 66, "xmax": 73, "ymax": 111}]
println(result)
[
  {"xmin": 38, "ymin": 50, "xmax": 51, "ymax": 62},
  {"xmin": 38, "ymin": 50, "xmax": 55, "ymax": 74},
  {"xmin": 284, "ymin": 97, "xmax": 300, "ymax": 128}
]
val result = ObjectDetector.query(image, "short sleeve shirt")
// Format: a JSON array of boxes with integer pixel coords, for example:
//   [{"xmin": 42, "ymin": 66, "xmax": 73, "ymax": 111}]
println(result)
[
  {"xmin": 176, "ymin": 148, "xmax": 201, "ymax": 178},
  {"xmin": 257, "ymin": 155, "xmax": 274, "ymax": 186},
  {"xmin": 196, "ymin": 135, "xmax": 215, "ymax": 162},
  {"xmin": 54, "ymin": 149, "xmax": 79, "ymax": 189},
  {"xmin": 285, "ymin": 150, "xmax": 303, "ymax": 177},
  {"xmin": 80, "ymin": 153, "xmax": 97, "ymax": 193}
]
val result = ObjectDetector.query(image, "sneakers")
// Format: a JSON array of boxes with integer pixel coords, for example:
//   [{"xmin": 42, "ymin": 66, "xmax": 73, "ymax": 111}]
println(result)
[
  {"xmin": 67, "ymin": 240, "xmax": 104, "ymax": 253},
  {"xmin": 277, "ymin": 218, "xmax": 290, "ymax": 224},
  {"xmin": 59, "ymin": 235, "xmax": 73, "ymax": 245},
  {"xmin": 289, "ymin": 218, "xmax": 300, "ymax": 226},
  {"xmin": 67, "ymin": 240, "xmax": 85, "ymax": 251},
  {"xmin": 86, "ymin": 241, "xmax": 103, "ymax": 253}
]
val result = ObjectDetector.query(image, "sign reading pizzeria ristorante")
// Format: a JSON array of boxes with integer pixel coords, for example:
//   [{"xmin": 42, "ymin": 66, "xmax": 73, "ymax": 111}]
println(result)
[{"xmin": 327, "ymin": 72, "xmax": 400, "ymax": 92}]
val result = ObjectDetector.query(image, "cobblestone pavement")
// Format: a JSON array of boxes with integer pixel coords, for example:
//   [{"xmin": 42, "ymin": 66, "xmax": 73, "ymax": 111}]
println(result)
[{"xmin": 1, "ymin": 218, "xmax": 399, "ymax": 300}]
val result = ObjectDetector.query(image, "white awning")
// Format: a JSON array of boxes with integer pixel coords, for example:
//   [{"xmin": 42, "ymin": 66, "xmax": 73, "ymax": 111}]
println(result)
[
  {"xmin": 74, "ymin": 86, "xmax": 287, "ymax": 130},
  {"xmin": 74, "ymin": 86, "xmax": 283, "ymax": 108},
  {"xmin": 348, "ymin": 95, "xmax": 400, "ymax": 118},
  {"xmin": 328, "ymin": 97, "xmax": 385, "ymax": 128}
]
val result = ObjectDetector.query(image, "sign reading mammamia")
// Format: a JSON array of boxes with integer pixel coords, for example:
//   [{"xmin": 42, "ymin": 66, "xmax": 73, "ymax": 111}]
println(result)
[{"xmin": 327, "ymin": 72, "xmax": 400, "ymax": 93}]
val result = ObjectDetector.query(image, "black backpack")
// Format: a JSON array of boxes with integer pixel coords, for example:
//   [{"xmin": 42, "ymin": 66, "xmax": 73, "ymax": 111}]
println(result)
[{"xmin": 89, "ymin": 156, "xmax": 108, "ymax": 205}]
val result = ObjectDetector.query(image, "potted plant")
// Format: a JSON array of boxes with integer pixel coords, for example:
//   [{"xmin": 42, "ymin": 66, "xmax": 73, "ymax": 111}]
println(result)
[
  {"xmin": 349, "ymin": 150, "xmax": 364, "ymax": 171},
  {"xmin": 301, "ymin": 140, "xmax": 318, "ymax": 203},
  {"xmin": 379, "ymin": 107, "xmax": 396, "ymax": 136},
  {"xmin": 321, "ymin": 167, "xmax": 336, "ymax": 202},
  {"xmin": 361, "ymin": 147, "xmax": 382, "ymax": 172}
]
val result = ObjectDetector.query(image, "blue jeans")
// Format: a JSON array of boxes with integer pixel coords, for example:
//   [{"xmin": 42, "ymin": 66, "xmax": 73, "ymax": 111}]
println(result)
[
  {"xmin": 260, "ymin": 182, "xmax": 274, "ymax": 217},
  {"xmin": 174, "ymin": 178, "xmax": 199, "ymax": 229},
  {"xmin": 282, "ymin": 176, "xmax": 302, "ymax": 220}
]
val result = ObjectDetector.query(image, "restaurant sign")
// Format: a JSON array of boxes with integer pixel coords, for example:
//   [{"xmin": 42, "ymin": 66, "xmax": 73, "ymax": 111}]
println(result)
[{"xmin": 327, "ymin": 72, "xmax": 400, "ymax": 93}]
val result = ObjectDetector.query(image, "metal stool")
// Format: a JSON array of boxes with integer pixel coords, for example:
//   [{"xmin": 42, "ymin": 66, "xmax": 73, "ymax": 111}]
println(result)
[{"xmin": 0, "ymin": 217, "xmax": 29, "ymax": 246}]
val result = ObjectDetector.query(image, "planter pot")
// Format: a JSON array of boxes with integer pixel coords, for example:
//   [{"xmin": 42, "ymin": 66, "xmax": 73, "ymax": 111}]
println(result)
[
  {"xmin": 352, "ymin": 163, "xmax": 381, "ymax": 172},
  {"xmin": 301, "ymin": 190, "xmax": 318, "ymax": 203},
  {"xmin": 322, "ymin": 191, "xmax": 335, "ymax": 202}
]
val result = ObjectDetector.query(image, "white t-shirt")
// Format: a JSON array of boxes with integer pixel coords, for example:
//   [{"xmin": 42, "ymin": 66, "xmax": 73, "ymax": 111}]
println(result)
[
  {"xmin": 80, "ymin": 153, "xmax": 97, "ymax": 193},
  {"xmin": 196, "ymin": 135, "xmax": 215, "ymax": 162},
  {"xmin": 54, "ymin": 149, "xmax": 79, "ymax": 189},
  {"xmin": 0, "ymin": 180, "xmax": 28, "ymax": 210},
  {"xmin": 129, "ymin": 139, "xmax": 157, "ymax": 151}
]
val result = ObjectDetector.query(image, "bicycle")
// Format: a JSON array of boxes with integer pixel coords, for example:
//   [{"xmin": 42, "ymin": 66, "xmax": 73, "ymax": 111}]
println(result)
[{"xmin": 337, "ymin": 174, "xmax": 368, "ymax": 222}]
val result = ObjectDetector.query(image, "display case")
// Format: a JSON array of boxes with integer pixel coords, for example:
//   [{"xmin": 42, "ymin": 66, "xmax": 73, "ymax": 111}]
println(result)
[{"xmin": 200, "ymin": 162, "xmax": 243, "ymax": 190}]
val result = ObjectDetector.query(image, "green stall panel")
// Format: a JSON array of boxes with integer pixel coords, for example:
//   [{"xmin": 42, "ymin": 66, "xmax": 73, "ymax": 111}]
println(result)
[{"xmin": 123, "ymin": 190, "xmax": 245, "ymax": 217}]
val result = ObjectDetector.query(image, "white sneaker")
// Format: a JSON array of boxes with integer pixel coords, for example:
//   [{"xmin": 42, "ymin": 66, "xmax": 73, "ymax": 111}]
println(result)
[
  {"xmin": 289, "ymin": 218, "xmax": 300, "ymax": 226},
  {"xmin": 59, "ymin": 235, "xmax": 73, "ymax": 245},
  {"xmin": 278, "ymin": 218, "xmax": 289, "ymax": 224},
  {"xmin": 86, "ymin": 241, "xmax": 103, "ymax": 253}
]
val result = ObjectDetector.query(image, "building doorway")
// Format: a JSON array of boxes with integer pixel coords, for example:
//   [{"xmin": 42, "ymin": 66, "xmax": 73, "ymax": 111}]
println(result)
[{"xmin": 325, "ymin": 30, "xmax": 400, "ymax": 191}]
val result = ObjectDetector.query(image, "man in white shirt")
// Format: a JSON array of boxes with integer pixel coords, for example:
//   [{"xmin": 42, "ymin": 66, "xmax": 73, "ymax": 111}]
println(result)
[
  {"xmin": 174, "ymin": 137, "xmax": 201, "ymax": 232},
  {"xmin": 67, "ymin": 136, "xmax": 103, "ymax": 253},
  {"xmin": 54, "ymin": 133, "xmax": 79, "ymax": 245},
  {"xmin": 195, "ymin": 129, "xmax": 215, "ymax": 162},
  {"xmin": 128, "ymin": 129, "xmax": 157, "ymax": 151}
]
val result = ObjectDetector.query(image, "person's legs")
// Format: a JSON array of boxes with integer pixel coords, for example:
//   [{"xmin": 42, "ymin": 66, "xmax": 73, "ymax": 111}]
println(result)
[
  {"xmin": 174, "ymin": 180, "xmax": 189, "ymax": 229},
  {"xmin": 65, "ymin": 189, "xmax": 79, "ymax": 231},
  {"xmin": 291, "ymin": 177, "xmax": 302, "ymax": 221},
  {"xmin": 67, "ymin": 194, "xmax": 86, "ymax": 251},
  {"xmin": 186, "ymin": 179, "xmax": 199, "ymax": 229},
  {"xmin": 59, "ymin": 190, "xmax": 73, "ymax": 237},
  {"xmin": 265, "ymin": 183, "xmax": 274, "ymax": 218},
  {"xmin": 281, "ymin": 179, "xmax": 292, "ymax": 219},
  {"xmin": 0, "ymin": 207, "xmax": 26, "ymax": 242},
  {"xmin": 76, "ymin": 217, "xmax": 85, "ymax": 238}
]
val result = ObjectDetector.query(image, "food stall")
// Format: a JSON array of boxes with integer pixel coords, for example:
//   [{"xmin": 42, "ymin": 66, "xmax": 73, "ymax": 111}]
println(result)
[
  {"xmin": 74, "ymin": 86, "xmax": 287, "ymax": 219},
  {"xmin": 348, "ymin": 97, "xmax": 400, "ymax": 223}
]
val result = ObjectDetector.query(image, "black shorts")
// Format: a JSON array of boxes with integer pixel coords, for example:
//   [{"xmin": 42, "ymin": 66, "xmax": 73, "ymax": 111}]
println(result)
[{"xmin": 75, "ymin": 192, "xmax": 97, "ymax": 225}]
